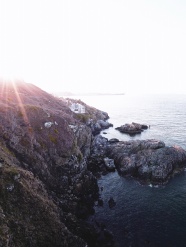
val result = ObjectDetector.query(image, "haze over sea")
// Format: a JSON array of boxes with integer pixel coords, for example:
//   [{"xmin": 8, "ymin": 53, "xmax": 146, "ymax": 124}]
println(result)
[{"xmin": 69, "ymin": 94, "xmax": 186, "ymax": 247}]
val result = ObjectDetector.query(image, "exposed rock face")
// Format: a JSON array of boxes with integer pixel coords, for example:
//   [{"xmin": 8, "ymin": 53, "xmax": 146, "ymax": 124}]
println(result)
[
  {"xmin": 115, "ymin": 122, "xmax": 148, "ymax": 135},
  {"xmin": 87, "ymin": 135, "xmax": 109, "ymax": 176},
  {"xmin": 88, "ymin": 136, "xmax": 186, "ymax": 184},
  {"xmin": 0, "ymin": 81, "xmax": 113, "ymax": 247},
  {"xmin": 0, "ymin": 153, "xmax": 86, "ymax": 247}
]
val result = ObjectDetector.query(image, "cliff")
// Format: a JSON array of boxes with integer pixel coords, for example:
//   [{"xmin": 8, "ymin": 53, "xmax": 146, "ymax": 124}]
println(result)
[{"xmin": 0, "ymin": 81, "xmax": 113, "ymax": 247}]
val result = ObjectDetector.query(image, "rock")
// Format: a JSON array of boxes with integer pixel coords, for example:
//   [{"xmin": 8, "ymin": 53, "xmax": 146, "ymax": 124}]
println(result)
[
  {"xmin": 91, "ymin": 122, "xmax": 102, "ymax": 136},
  {"xmin": 115, "ymin": 122, "xmax": 148, "ymax": 135},
  {"xmin": 44, "ymin": 121, "xmax": 53, "ymax": 128},
  {"xmin": 103, "ymin": 157, "xmax": 115, "ymax": 171},
  {"xmin": 97, "ymin": 120, "xmax": 113, "ymax": 129},
  {"xmin": 88, "ymin": 137, "xmax": 186, "ymax": 184},
  {"xmin": 108, "ymin": 138, "xmax": 119, "ymax": 144},
  {"xmin": 90, "ymin": 120, "xmax": 113, "ymax": 136},
  {"xmin": 87, "ymin": 135, "xmax": 109, "ymax": 175},
  {"xmin": 98, "ymin": 198, "xmax": 104, "ymax": 206},
  {"xmin": 108, "ymin": 197, "xmax": 116, "ymax": 208},
  {"xmin": 107, "ymin": 140, "xmax": 186, "ymax": 184},
  {"xmin": 6, "ymin": 184, "xmax": 14, "ymax": 192}
]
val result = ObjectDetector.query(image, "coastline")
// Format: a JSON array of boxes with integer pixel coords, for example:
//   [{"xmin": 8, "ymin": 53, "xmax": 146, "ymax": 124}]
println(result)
[{"xmin": 1, "ymin": 83, "xmax": 186, "ymax": 246}]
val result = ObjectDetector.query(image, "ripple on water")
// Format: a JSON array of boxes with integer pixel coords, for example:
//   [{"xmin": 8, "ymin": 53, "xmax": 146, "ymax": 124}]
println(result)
[{"xmin": 93, "ymin": 171, "xmax": 186, "ymax": 247}]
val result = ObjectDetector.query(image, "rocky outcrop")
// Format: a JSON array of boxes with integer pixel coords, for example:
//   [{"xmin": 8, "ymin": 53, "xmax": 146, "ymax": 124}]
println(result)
[
  {"xmin": 90, "ymin": 120, "xmax": 113, "ymax": 136},
  {"xmin": 115, "ymin": 122, "xmax": 148, "ymax": 135},
  {"xmin": 107, "ymin": 139, "xmax": 186, "ymax": 184},
  {"xmin": 88, "ymin": 136, "xmax": 186, "ymax": 185},
  {"xmin": 87, "ymin": 135, "xmax": 110, "ymax": 176},
  {"xmin": 66, "ymin": 98, "xmax": 113, "ymax": 136}
]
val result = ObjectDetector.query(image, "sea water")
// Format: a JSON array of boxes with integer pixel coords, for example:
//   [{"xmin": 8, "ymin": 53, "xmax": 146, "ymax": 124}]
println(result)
[{"xmin": 70, "ymin": 94, "xmax": 186, "ymax": 247}]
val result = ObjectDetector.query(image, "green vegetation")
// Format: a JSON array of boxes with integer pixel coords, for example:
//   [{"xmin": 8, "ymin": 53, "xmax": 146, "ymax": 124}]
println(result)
[
  {"xmin": 17, "ymin": 110, "xmax": 24, "ymax": 118},
  {"xmin": 75, "ymin": 113, "xmax": 90, "ymax": 123},
  {"xmin": 49, "ymin": 134, "xmax": 58, "ymax": 144},
  {"xmin": 77, "ymin": 152, "xmax": 83, "ymax": 162},
  {"xmin": 4, "ymin": 166, "xmax": 19, "ymax": 178},
  {"xmin": 54, "ymin": 128, "xmax": 59, "ymax": 134},
  {"xmin": 19, "ymin": 137, "xmax": 30, "ymax": 147},
  {"xmin": 28, "ymin": 127, "xmax": 33, "ymax": 133},
  {"xmin": 38, "ymin": 140, "xmax": 46, "ymax": 149},
  {"xmin": 25, "ymin": 105, "xmax": 41, "ymax": 111}
]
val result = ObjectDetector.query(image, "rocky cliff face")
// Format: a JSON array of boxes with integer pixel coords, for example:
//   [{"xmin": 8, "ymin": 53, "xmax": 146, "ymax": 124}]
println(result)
[{"xmin": 0, "ymin": 81, "xmax": 113, "ymax": 247}]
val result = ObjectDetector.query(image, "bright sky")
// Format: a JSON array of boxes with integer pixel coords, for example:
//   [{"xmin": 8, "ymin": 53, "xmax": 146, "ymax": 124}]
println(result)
[{"xmin": 0, "ymin": 0, "xmax": 186, "ymax": 94}]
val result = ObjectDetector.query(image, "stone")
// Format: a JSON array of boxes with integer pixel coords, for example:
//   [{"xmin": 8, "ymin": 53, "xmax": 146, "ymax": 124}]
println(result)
[
  {"xmin": 103, "ymin": 157, "xmax": 115, "ymax": 171},
  {"xmin": 44, "ymin": 122, "xmax": 53, "ymax": 128},
  {"xmin": 108, "ymin": 197, "xmax": 116, "ymax": 208}
]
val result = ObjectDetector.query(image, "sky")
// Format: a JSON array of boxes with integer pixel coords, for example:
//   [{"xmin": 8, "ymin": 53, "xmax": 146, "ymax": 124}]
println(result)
[{"xmin": 0, "ymin": 0, "xmax": 186, "ymax": 94}]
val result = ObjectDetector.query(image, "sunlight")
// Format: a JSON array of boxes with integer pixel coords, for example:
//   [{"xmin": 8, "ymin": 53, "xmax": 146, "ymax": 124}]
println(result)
[
  {"xmin": 0, "ymin": 79, "xmax": 36, "ymax": 144},
  {"xmin": 0, "ymin": 80, "xmax": 32, "ymax": 136},
  {"xmin": 12, "ymin": 81, "xmax": 29, "ymax": 123}
]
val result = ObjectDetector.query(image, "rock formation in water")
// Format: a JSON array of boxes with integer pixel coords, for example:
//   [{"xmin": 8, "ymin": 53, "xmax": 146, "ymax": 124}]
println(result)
[
  {"xmin": 115, "ymin": 122, "xmax": 148, "ymax": 135},
  {"xmin": 0, "ymin": 81, "xmax": 114, "ymax": 247},
  {"xmin": 88, "ymin": 135, "xmax": 186, "ymax": 184}
]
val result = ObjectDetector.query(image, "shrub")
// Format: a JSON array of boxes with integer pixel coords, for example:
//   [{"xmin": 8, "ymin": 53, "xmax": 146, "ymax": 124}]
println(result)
[{"xmin": 49, "ymin": 134, "xmax": 57, "ymax": 144}]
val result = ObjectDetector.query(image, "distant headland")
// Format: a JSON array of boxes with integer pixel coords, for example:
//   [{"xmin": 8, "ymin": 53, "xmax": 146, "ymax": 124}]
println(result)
[{"xmin": 52, "ymin": 91, "xmax": 125, "ymax": 97}]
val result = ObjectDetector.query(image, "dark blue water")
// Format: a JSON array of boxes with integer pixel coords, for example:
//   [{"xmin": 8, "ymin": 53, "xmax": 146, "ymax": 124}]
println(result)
[{"xmin": 75, "ymin": 94, "xmax": 186, "ymax": 247}]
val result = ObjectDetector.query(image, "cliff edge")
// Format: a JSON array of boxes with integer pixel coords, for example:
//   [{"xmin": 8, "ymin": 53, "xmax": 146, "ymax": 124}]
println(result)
[{"xmin": 0, "ymin": 81, "xmax": 113, "ymax": 247}]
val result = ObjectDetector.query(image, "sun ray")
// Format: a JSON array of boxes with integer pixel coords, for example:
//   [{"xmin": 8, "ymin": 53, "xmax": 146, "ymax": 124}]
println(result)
[
  {"xmin": 11, "ymin": 81, "xmax": 29, "ymax": 124},
  {"xmin": 0, "ymin": 79, "xmax": 35, "ymax": 144}
]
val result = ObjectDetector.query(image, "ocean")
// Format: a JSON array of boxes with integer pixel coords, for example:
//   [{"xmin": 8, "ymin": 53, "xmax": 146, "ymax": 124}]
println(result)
[{"xmin": 69, "ymin": 94, "xmax": 186, "ymax": 247}]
